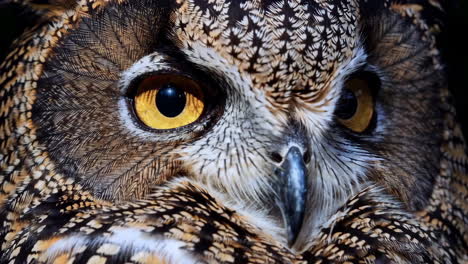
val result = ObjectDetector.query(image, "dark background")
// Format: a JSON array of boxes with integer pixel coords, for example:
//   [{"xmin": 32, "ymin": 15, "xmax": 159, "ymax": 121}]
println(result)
[{"xmin": 0, "ymin": 2, "xmax": 467, "ymax": 139}]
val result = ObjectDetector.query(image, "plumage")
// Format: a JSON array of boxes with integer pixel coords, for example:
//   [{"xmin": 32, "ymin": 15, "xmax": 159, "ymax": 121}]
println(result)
[{"xmin": 0, "ymin": 0, "xmax": 466, "ymax": 263}]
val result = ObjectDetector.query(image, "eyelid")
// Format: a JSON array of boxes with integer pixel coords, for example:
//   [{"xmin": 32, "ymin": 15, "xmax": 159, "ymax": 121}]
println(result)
[
  {"xmin": 124, "ymin": 70, "xmax": 197, "ymax": 99},
  {"xmin": 118, "ymin": 54, "xmax": 225, "ymax": 137},
  {"xmin": 119, "ymin": 53, "xmax": 176, "ymax": 95}
]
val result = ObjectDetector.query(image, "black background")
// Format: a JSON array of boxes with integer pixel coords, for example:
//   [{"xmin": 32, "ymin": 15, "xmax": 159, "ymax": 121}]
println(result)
[{"xmin": 0, "ymin": 2, "xmax": 466, "ymax": 139}]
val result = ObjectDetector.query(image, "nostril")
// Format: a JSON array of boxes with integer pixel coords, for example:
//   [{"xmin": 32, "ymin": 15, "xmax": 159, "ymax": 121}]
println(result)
[
  {"xmin": 303, "ymin": 150, "xmax": 311, "ymax": 163},
  {"xmin": 270, "ymin": 152, "xmax": 283, "ymax": 163}
]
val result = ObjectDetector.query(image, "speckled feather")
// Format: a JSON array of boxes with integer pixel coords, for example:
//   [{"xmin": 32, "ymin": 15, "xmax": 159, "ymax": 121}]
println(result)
[{"xmin": 0, "ymin": 0, "xmax": 466, "ymax": 263}]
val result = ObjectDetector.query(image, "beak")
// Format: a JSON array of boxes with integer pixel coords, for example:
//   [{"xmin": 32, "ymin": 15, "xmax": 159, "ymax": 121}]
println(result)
[{"xmin": 274, "ymin": 146, "xmax": 308, "ymax": 246}]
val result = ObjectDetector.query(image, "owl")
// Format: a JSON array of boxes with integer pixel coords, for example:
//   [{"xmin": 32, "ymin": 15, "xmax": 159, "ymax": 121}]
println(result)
[{"xmin": 0, "ymin": 0, "xmax": 467, "ymax": 263}]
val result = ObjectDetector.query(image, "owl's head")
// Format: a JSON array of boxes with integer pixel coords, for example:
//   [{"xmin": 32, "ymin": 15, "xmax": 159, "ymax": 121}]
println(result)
[{"xmin": 17, "ymin": 0, "xmax": 445, "ymax": 249}]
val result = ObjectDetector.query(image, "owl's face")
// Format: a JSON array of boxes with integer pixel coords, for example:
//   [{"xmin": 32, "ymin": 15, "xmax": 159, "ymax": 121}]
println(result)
[{"xmin": 33, "ymin": 0, "xmax": 444, "ymax": 248}]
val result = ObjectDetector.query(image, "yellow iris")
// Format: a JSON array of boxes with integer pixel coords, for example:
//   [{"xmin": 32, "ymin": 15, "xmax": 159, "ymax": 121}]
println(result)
[
  {"xmin": 338, "ymin": 78, "xmax": 374, "ymax": 133},
  {"xmin": 134, "ymin": 75, "xmax": 205, "ymax": 130}
]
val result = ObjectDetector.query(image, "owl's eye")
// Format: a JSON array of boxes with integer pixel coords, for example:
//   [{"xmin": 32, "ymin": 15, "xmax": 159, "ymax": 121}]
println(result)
[
  {"xmin": 335, "ymin": 75, "xmax": 375, "ymax": 133},
  {"xmin": 133, "ymin": 74, "xmax": 205, "ymax": 130}
]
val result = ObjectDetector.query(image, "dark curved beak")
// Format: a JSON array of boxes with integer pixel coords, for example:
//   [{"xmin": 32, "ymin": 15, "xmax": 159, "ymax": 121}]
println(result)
[{"xmin": 274, "ymin": 146, "xmax": 308, "ymax": 246}]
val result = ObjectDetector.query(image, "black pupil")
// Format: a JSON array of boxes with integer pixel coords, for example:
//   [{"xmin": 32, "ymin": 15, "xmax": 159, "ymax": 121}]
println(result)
[
  {"xmin": 156, "ymin": 84, "xmax": 186, "ymax": 117},
  {"xmin": 335, "ymin": 88, "xmax": 357, "ymax": 120}
]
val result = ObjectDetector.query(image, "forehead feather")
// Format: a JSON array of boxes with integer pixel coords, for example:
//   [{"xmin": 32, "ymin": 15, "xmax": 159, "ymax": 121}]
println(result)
[{"xmin": 171, "ymin": 0, "xmax": 359, "ymax": 106}]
